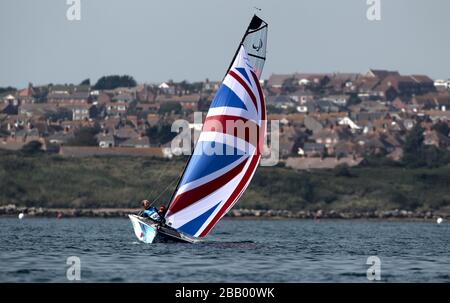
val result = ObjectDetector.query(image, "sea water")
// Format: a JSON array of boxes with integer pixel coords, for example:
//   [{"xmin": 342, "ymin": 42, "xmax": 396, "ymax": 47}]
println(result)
[{"xmin": 0, "ymin": 218, "xmax": 449, "ymax": 282}]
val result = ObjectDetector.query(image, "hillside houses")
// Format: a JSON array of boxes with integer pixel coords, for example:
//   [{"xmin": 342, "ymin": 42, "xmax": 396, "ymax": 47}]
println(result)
[
  {"xmin": 156, "ymin": 93, "xmax": 201, "ymax": 112},
  {"xmin": 0, "ymin": 69, "xmax": 449, "ymax": 164},
  {"xmin": 263, "ymin": 69, "xmax": 450, "ymax": 160}
]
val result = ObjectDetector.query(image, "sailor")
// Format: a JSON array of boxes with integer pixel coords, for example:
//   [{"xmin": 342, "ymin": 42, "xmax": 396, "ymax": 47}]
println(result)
[
  {"xmin": 158, "ymin": 205, "xmax": 166, "ymax": 217},
  {"xmin": 157, "ymin": 205, "xmax": 167, "ymax": 225},
  {"xmin": 138, "ymin": 200, "xmax": 162, "ymax": 222}
]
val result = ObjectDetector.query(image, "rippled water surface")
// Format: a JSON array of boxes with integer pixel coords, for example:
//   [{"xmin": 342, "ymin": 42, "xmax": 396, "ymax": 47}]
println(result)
[{"xmin": 0, "ymin": 218, "xmax": 449, "ymax": 282}]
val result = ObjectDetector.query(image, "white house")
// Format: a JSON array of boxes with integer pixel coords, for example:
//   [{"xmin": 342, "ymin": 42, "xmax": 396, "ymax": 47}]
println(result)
[
  {"xmin": 158, "ymin": 82, "xmax": 170, "ymax": 89},
  {"xmin": 71, "ymin": 105, "xmax": 90, "ymax": 121},
  {"xmin": 4, "ymin": 94, "xmax": 17, "ymax": 105},
  {"xmin": 434, "ymin": 80, "xmax": 450, "ymax": 89},
  {"xmin": 97, "ymin": 133, "xmax": 115, "ymax": 148},
  {"xmin": 338, "ymin": 117, "xmax": 361, "ymax": 131},
  {"xmin": 298, "ymin": 78, "xmax": 310, "ymax": 86},
  {"xmin": 158, "ymin": 82, "xmax": 175, "ymax": 95},
  {"xmin": 296, "ymin": 105, "xmax": 308, "ymax": 113}
]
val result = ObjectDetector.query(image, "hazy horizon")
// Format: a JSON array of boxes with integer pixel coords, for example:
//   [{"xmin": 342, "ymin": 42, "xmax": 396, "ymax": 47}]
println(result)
[{"xmin": 1, "ymin": 0, "xmax": 450, "ymax": 88}]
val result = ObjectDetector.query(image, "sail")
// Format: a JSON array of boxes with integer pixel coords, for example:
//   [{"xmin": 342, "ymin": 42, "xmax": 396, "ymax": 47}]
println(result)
[{"xmin": 165, "ymin": 16, "xmax": 268, "ymax": 238}]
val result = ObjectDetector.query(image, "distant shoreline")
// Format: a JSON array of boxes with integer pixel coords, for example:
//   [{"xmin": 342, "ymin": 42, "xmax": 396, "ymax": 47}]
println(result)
[{"xmin": 1, "ymin": 205, "xmax": 447, "ymax": 221}]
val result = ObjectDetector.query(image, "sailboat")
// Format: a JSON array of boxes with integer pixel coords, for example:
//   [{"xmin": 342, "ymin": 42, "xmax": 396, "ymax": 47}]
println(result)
[{"xmin": 129, "ymin": 15, "xmax": 268, "ymax": 243}]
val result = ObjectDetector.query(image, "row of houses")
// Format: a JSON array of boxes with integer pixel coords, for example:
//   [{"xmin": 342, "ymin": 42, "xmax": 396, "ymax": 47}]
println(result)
[
  {"xmin": 1, "ymin": 69, "xmax": 449, "ymax": 163},
  {"xmin": 265, "ymin": 69, "xmax": 450, "ymax": 112},
  {"xmin": 271, "ymin": 109, "xmax": 450, "ymax": 160}
]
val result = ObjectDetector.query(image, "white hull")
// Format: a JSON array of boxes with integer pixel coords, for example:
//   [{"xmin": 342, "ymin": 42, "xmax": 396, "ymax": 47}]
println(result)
[
  {"xmin": 128, "ymin": 214, "xmax": 158, "ymax": 243},
  {"xmin": 128, "ymin": 214, "xmax": 200, "ymax": 244}
]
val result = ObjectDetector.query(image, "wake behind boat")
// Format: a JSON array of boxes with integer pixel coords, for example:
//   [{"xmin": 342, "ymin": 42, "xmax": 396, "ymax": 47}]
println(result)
[{"xmin": 129, "ymin": 15, "xmax": 268, "ymax": 244}]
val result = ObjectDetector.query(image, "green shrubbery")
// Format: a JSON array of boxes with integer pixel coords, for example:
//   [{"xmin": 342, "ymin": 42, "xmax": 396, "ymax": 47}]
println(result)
[
  {"xmin": 93, "ymin": 75, "xmax": 137, "ymax": 90},
  {"xmin": 0, "ymin": 149, "xmax": 449, "ymax": 213},
  {"xmin": 402, "ymin": 124, "xmax": 450, "ymax": 168},
  {"xmin": 67, "ymin": 126, "xmax": 101, "ymax": 146},
  {"xmin": 20, "ymin": 141, "xmax": 44, "ymax": 155}
]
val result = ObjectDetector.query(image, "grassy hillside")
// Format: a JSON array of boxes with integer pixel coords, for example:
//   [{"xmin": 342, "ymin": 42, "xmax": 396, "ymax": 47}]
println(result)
[
  {"xmin": 0, "ymin": 151, "xmax": 183, "ymax": 208},
  {"xmin": 1, "ymin": 150, "xmax": 449, "ymax": 213}
]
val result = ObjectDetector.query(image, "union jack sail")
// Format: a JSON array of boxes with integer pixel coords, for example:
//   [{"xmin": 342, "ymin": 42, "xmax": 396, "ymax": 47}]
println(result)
[{"xmin": 165, "ymin": 15, "xmax": 268, "ymax": 238}]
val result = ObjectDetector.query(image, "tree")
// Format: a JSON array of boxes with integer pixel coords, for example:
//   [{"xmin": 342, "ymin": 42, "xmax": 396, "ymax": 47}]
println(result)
[
  {"xmin": 146, "ymin": 124, "xmax": 177, "ymax": 145},
  {"xmin": 93, "ymin": 75, "xmax": 137, "ymax": 90},
  {"xmin": 1, "ymin": 104, "xmax": 18, "ymax": 115},
  {"xmin": 334, "ymin": 163, "xmax": 354, "ymax": 177},
  {"xmin": 402, "ymin": 123, "xmax": 450, "ymax": 168},
  {"xmin": 158, "ymin": 101, "xmax": 181, "ymax": 115},
  {"xmin": 178, "ymin": 80, "xmax": 203, "ymax": 93},
  {"xmin": 80, "ymin": 78, "xmax": 90, "ymax": 86},
  {"xmin": 385, "ymin": 86, "xmax": 398, "ymax": 102},
  {"xmin": 266, "ymin": 104, "xmax": 283, "ymax": 114},
  {"xmin": 67, "ymin": 127, "xmax": 101, "ymax": 146},
  {"xmin": 281, "ymin": 77, "xmax": 298, "ymax": 94},
  {"xmin": 197, "ymin": 98, "xmax": 211, "ymax": 112},
  {"xmin": 89, "ymin": 105, "xmax": 99, "ymax": 119},
  {"xmin": 402, "ymin": 124, "xmax": 425, "ymax": 167},
  {"xmin": 432, "ymin": 122, "xmax": 450, "ymax": 137},
  {"xmin": 0, "ymin": 86, "xmax": 16, "ymax": 94},
  {"xmin": 319, "ymin": 75, "xmax": 330, "ymax": 88},
  {"xmin": 347, "ymin": 93, "xmax": 362, "ymax": 106},
  {"xmin": 21, "ymin": 141, "xmax": 43, "ymax": 155},
  {"xmin": 403, "ymin": 124, "xmax": 424, "ymax": 155},
  {"xmin": 45, "ymin": 108, "xmax": 73, "ymax": 122}
]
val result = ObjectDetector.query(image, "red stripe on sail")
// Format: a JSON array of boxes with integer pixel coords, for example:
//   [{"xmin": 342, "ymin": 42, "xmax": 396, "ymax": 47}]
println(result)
[
  {"xmin": 250, "ymin": 70, "xmax": 266, "ymax": 121},
  {"xmin": 251, "ymin": 70, "xmax": 266, "ymax": 154},
  {"xmin": 228, "ymin": 70, "xmax": 258, "ymax": 112},
  {"xmin": 199, "ymin": 72, "xmax": 265, "ymax": 237},
  {"xmin": 203, "ymin": 115, "xmax": 259, "ymax": 147},
  {"xmin": 168, "ymin": 158, "xmax": 248, "ymax": 215},
  {"xmin": 199, "ymin": 154, "xmax": 260, "ymax": 237}
]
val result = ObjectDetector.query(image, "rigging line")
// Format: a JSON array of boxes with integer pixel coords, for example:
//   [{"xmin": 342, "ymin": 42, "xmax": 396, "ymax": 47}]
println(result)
[
  {"xmin": 142, "ymin": 168, "xmax": 165, "ymax": 199},
  {"xmin": 148, "ymin": 169, "xmax": 182, "ymax": 207},
  {"xmin": 165, "ymin": 144, "xmax": 198, "ymax": 210}
]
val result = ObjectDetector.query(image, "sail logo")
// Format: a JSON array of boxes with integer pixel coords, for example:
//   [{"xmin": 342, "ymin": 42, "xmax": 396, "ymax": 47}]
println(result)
[{"xmin": 252, "ymin": 39, "xmax": 263, "ymax": 52}]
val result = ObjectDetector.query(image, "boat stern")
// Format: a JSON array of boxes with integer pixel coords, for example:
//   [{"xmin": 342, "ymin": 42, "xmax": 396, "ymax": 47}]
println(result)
[{"xmin": 128, "ymin": 214, "xmax": 158, "ymax": 243}]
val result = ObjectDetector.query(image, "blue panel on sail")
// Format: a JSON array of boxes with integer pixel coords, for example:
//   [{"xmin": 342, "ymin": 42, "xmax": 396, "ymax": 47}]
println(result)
[
  {"xmin": 178, "ymin": 202, "xmax": 221, "ymax": 236},
  {"xmin": 180, "ymin": 143, "xmax": 244, "ymax": 186},
  {"xmin": 210, "ymin": 84, "xmax": 247, "ymax": 110},
  {"xmin": 235, "ymin": 67, "xmax": 252, "ymax": 84}
]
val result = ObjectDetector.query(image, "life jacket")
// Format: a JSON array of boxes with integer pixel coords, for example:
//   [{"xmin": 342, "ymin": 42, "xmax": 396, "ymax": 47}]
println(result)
[{"xmin": 142, "ymin": 207, "xmax": 161, "ymax": 221}]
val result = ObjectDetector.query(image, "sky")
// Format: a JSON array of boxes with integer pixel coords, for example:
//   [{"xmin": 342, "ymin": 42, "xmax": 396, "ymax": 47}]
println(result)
[{"xmin": 1, "ymin": 0, "xmax": 450, "ymax": 88}]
